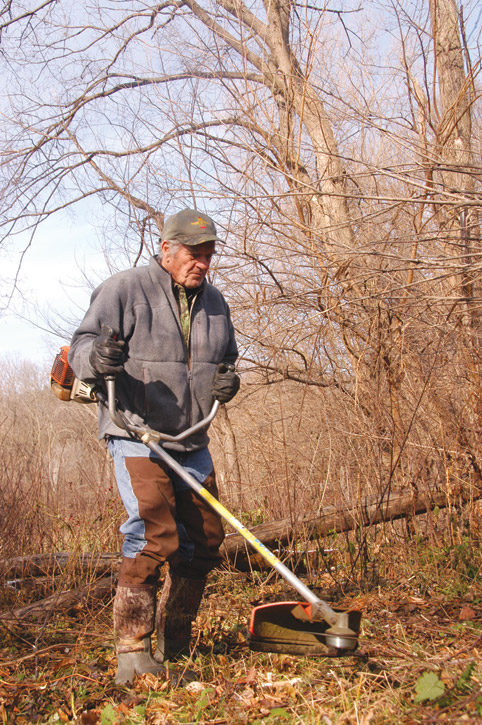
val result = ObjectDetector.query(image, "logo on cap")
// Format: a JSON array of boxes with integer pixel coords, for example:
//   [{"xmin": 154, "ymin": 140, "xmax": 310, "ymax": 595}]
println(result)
[{"xmin": 191, "ymin": 217, "xmax": 207, "ymax": 229}]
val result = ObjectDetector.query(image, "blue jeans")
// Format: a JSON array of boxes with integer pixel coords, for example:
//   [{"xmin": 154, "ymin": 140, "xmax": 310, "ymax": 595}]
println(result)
[{"xmin": 107, "ymin": 438, "xmax": 224, "ymax": 586}]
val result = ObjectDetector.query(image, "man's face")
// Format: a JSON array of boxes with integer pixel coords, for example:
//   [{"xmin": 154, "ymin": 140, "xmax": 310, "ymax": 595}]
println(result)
[{"xmin": 161, "ymin": 240, "xmax": 216, "ymax": 288}]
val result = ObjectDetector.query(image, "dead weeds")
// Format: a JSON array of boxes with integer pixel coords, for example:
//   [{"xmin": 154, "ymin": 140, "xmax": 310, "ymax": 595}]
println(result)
[{"xmin": 0, "ymin": 567, "xmax": 481, "ymax": 724}]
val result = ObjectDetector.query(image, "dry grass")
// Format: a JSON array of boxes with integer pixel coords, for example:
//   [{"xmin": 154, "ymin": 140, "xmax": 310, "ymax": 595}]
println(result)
[
  {"xmin": 0, "ymin": 538, "xmax": 481, "ymax": 724},
  {"xmin": 1, "ymin": 371, "xmax": 482, "ymax": 722}
]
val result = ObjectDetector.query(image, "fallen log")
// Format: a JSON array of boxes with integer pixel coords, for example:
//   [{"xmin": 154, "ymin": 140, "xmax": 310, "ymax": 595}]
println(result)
[
  {"xmin": 220, "ymin": 486, "xmax": 482, "ymax": 570},
  {"xmin": 2, "ymin": 487, "xmax": 480, "ymax": 590},
  {"xmin": 0, "ymin": 575, "xmax": 115, "ymax": 623},
  {"xmin": 1, "ymin": 552, "xmax": 121, "ymax": 581}
]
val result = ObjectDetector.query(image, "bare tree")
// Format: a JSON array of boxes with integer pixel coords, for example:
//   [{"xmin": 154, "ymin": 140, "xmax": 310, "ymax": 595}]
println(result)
[{"xmin": 0, "ymin": 0, "xmax": 481, "ymax": 533}]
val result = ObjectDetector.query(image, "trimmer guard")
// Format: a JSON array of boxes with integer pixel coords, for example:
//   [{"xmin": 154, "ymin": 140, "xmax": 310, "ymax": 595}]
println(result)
[{"xmin": 248, "ymin": 601, "xmax": 362, "ymax": 656}]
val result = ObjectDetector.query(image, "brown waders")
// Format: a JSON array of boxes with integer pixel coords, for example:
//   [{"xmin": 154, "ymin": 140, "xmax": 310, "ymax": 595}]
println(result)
[
  {"xmin": 114, "ymin": 585, "xmax": 169, "ymax": 684},
  {"xmin": 154, "ymin": 571, "xmax": 207, "ymax": 662},
  {"xmin": 110, "ymin": 451, "xmax": 224, "ymax": 685}
]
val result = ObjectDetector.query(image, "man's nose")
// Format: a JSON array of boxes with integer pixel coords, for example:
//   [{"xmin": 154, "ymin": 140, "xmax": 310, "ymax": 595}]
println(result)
[{"xmin": 196, "ymin": 256, "xmax": 211, "ymax": 269}]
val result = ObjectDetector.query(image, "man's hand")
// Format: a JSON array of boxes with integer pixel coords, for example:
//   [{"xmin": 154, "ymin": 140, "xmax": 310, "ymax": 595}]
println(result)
[
  {"xmin": 212, "ymin": 363, "xmax": 240, "ymax": 403},
  {"xmin": 89, "ymin": 325, "xmax": 126, "ymax": 376}
]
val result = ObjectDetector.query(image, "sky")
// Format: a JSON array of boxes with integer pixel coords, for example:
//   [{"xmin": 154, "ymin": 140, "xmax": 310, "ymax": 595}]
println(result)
[{"xmin": 0, "ymin": 212, "xmax": 110, "ymax": 366}]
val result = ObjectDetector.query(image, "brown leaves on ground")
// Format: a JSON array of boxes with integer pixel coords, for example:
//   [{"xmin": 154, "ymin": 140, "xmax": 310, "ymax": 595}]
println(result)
[{"xmin": 0, "ymin": 570, "xmax": 481, "ymax": 724}]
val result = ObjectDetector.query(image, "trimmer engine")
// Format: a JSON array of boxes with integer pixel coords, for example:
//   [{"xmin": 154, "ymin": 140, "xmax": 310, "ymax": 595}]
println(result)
[{"xmin": 50, "ymin": 346, "xmax": 97, "ymax": 404}]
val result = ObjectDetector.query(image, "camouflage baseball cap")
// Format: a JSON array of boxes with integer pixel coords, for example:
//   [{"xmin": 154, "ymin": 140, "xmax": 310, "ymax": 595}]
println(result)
[{"xmin": 162, "ymin": 208, "xmax": 223, "ymax": 246}]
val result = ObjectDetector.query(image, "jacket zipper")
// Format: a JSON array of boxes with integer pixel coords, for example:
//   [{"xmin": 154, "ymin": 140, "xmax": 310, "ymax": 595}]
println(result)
[{"xmin": 186, "ymin": 292, "xmax": 200, "ymax": 426}]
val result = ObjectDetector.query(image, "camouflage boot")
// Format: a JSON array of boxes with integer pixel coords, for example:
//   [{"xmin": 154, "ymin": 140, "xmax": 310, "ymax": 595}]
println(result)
[
  {"xmin": 154, "ymin": 571, "xmax": 206, "ymax": 661},
  {"xmin": 114, "ymin": 585, "xmax": 172, "ymax": 685}
]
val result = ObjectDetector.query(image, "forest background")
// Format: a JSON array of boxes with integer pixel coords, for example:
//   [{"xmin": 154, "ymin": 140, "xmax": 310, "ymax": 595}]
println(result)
[{"xmin": 1, "ymin": 0, "xmax": 482, "ymax": 722}]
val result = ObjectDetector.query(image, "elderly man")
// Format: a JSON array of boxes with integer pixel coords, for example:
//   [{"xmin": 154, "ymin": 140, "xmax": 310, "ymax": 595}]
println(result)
[{"xmin": 68, "ymin": 209, "xmax": 239, "ymax": 684}]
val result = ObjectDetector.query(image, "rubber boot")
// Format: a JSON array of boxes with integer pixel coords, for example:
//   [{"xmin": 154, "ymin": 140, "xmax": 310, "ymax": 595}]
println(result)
[
  {"xmin": 116, "ymin": 636, "xmax": 183, "ymax": 685},
  {"xmin": 114, "ymin": 585, "xmax": 173, "ymax": 685},
  {"xmin": 154, "ymin": 571, "xmax": 206, "ymax": 662}
]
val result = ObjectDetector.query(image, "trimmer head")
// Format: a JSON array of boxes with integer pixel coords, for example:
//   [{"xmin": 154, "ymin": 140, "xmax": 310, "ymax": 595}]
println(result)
[{"xmin": 248, "ymin": 601, "xmax": 362, "ymax": 656}]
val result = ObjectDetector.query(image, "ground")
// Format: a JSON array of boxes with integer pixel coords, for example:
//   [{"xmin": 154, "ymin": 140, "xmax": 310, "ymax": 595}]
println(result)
[{"xmin": 0, "ymin": 568, "xmax": 481, "ymax": 724}]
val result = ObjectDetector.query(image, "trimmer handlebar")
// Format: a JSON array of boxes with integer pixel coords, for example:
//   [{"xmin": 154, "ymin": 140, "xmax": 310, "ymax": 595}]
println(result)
[{"xmin": 103, "ymin": 375, "xmax": 219, "ymax": 443}]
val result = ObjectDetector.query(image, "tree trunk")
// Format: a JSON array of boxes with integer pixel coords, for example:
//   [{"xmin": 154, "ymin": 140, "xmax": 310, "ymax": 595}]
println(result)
[{"xmin": 429, "ymin": 0, "xmax": 479, "ymax": 323}]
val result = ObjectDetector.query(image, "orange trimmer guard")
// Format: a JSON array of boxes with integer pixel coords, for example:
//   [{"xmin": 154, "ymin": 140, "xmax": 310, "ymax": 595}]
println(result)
[{"xmin": 248, "ymin": 601, "xmax": 362, "ymax": 656}]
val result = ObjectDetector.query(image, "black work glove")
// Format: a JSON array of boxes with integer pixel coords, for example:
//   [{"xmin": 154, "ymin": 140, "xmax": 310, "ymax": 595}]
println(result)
[
  {"xmin": 89, "ymin": 325, "xmax": 127, "ymax": 376},
  {"xmin": 211, "ymin": 363, "xmax": 240, "ymax": 403}
]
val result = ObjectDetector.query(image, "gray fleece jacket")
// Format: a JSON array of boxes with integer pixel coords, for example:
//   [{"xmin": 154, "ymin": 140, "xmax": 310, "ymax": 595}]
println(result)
[{"xmin": 68, "ymin": 256, "xmax": 238, "ymax": 451}]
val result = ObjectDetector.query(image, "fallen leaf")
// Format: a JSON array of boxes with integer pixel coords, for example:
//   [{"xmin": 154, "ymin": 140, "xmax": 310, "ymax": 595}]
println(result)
[
  {"xmin": 186, "ymin": 681, "xmax": 205, "ymax": 694},
  {"xmin": 78, "ymin": 711, "xmax": 100, "ymax": 725},
  {"xmin": 237, "ymin": 666, "xmax": 257, "ymax": 685},
  {"xmin": 459, "ymin": 605, "xmax": 476, "ymax": 621}
]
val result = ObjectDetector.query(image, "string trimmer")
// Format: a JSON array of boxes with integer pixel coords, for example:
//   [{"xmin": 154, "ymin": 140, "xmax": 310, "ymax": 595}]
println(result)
[{"xmin": 50, "ymin": 349, "xmax": 361, "ymax": 656}]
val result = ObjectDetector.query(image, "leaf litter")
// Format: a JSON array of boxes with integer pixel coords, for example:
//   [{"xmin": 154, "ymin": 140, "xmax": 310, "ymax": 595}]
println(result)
[{"xmin": 0, "ymin": 568, "xmax": 481, "ymax": 723}]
